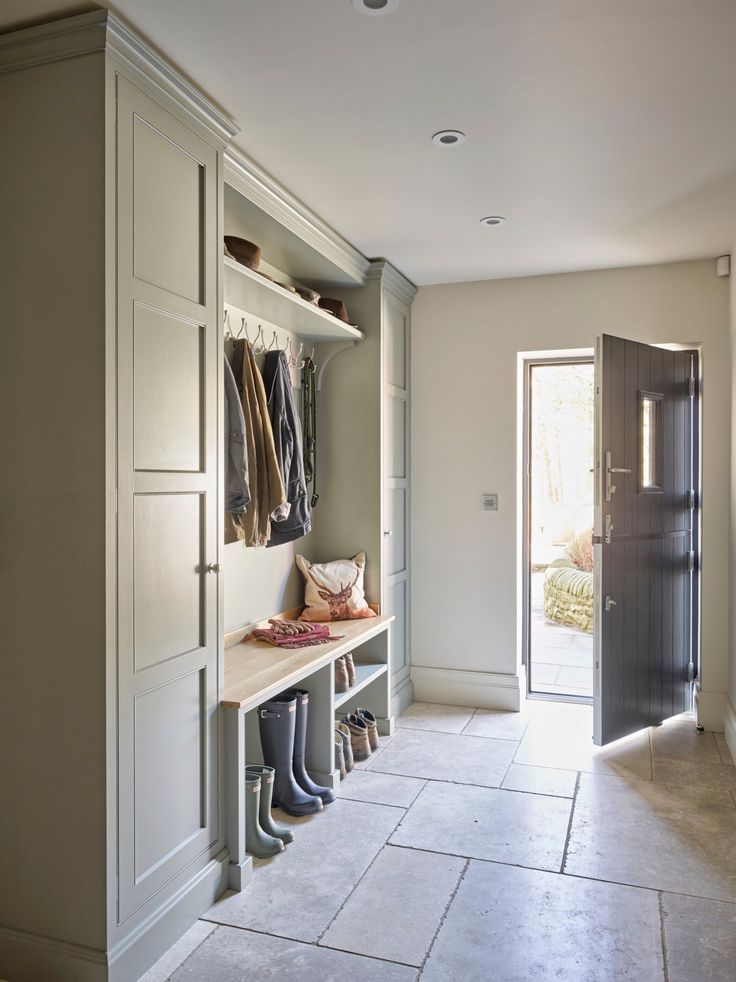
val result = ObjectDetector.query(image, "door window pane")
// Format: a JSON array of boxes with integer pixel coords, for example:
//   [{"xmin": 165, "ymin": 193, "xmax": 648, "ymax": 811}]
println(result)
[{"xmin": 640, "ymin": 392, "xmax": 662, "ymax": 492}]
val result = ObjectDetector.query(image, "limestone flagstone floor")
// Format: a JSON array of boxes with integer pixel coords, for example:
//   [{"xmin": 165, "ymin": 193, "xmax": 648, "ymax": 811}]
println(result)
[{"xmin": 140, "ymin": 700, "xmax": 736, "ymax": 981}]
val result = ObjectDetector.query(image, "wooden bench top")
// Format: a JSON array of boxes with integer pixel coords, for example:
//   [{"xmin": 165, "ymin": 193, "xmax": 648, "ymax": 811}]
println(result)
[{"xmin": 222, "ymin": 613, "xmax": 393, "ymax": 711}]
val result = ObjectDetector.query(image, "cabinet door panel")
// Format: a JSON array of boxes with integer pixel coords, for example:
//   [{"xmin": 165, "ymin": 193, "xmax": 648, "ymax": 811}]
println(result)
[
  {"xmin": 385, "ymin": 304, "xmax": 407, "ymax": 389},
  {"xmin": 133, "ymin": 304, "xmax": 203, "ymax": 472},
  {"xmin": 133, "ymin": 113, "xmax": 204, "ymax": 303},
  {"xmin": 387, "ymin": 395, "xmax": 406, "ymax": 480},
  {"xmin": 388, "ymin": 488, "xmax": 406, "ymax": 575},
  {"xmin": 387, "ymin": 579, "xmax": 407, "ymax": 673}
]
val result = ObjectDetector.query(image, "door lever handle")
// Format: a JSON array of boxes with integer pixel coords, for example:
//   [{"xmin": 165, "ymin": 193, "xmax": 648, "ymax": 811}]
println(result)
[
  {"xmin": 605, "ymin": 596, "xmax": 617, "ymax": 613},
  {"xmin": 609, "ymin": 467, "xmax": 632, "ymax": 474}
]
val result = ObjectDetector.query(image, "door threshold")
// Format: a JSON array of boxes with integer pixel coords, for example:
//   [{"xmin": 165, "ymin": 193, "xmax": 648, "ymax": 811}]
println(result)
[{"xmin": 527, "ymin": 691, "xmax": 593, "ymax": 706}]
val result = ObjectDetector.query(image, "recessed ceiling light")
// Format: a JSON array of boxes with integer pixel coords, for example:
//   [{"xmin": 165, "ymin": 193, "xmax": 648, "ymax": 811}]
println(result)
[
  {"xmin": 352, "ymin": 0, "xmax": 398, "ymax": 14},
  {"xmin": 432, "ymin": 130, "xmax": 466, "ymax": 147},
  {"xmin": 480, "ymin": 215, "xmax": 506, "ymax": 226}
]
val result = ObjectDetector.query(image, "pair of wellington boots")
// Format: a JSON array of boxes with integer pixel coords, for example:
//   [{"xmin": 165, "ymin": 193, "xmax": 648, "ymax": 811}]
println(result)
[
  {"xmin": 258, "ymin": 689, "xmax": 335, "ymax": 816},
  {"xmin": 335, "ymin": 721, "xmax": 354, "ymax": 778},
  {"xmin": 338, "ymin": 707, "xmax": 379, "ymax": 763},
  {"xmin": 245, "ymin": 764, "xmax": 294, "ymax": 858}
]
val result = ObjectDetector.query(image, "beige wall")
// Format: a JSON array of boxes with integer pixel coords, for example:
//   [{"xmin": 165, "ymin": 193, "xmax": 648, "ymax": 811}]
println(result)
[{"xmin": 412, "ymin": 260, "xmax": 730, "ymax": 722}]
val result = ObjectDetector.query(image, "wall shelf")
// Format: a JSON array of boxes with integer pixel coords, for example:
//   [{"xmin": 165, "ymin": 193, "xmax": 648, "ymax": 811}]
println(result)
[
  {"xmin": 334, "ymin": 662, "xmax": 388, "ymax": 709},
  {"xmin": 224, "ymin": 257, "xmax": 364, "ymax": 342}
]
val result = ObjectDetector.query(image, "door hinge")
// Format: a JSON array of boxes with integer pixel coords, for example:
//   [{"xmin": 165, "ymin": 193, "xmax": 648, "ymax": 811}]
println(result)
[
  {"xmin": 687, "ymin": 662, "xmax": 697, "ymax": 683},
  {"xmin": 687, "ymin": 550, "xmax": 696, "ymax": 572},
  {"xmin": 688, "ymin": 376, "xmax": 698, "ymax": 398},
  {"xmin": 687, "ymin": 489, "xmax": 697, "ymax": 510}
]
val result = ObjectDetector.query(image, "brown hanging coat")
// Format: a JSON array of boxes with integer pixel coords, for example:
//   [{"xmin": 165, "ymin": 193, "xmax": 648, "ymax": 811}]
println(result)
[{"xmin": 225, "ymin": 341, "xmax": 287, "ymax": 546}]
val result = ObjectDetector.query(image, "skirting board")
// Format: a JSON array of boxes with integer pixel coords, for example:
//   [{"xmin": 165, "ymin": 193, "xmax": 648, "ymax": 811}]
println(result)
[
  {"xmin": 725, "ymin": 698, "xmax": 736, "ymax": 766},
  {"xmin": 411, "ymin": 666, "xmax": 521, "ymax": 712},
  {"xmin": 7, "ymin": 859, "xmax": 233, "ymax": 982},
  {"xmin": 693, "ymin": 684, "xmax": 728, "ymax": 732},
  {"xmin": 392, "ymin": 675, "xmax": 414, "ymax": 717}
]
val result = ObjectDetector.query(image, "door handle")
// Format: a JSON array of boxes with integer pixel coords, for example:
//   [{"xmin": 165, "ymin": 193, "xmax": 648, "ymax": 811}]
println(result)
[
  {"xmin": 383, "ymin": 530, "xmax": 392, "ymax": 536},
  {"xmin": 206, "ymin": 562, "xmax": 221, "ymax": 574},
  {"xmin": 605, "ymin": 451, "xmax": 631, "ymax": 501},
  {"xmin": 605, "ymin": 596, "xmax": 617, "ymax": 613}
]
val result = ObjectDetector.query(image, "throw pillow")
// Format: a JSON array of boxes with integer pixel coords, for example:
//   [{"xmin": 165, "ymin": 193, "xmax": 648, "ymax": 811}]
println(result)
[{"xmin": 296, "ymin": 552, "xmax": 377, "ymax": 622}]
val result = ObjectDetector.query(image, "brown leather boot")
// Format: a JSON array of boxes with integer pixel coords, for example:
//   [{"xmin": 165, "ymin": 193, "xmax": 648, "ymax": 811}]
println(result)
[
  {"xmin": 334, "ymin": 656, "xmax": 349, "ymax": 693},
  {"xmin": 335, "ymin": 721, "xmax": 354, "ymax": 772},
  {"xmin": 341, "ymin": 713, "xmax": 371, "ymax": 762},
  {"xmin": 334, "ymin": 732, "xmax": 346, "ymax": 779},
  {"xmin": 356, "ymin": 707, "xmax": 380, "ymax": 751},
  {"xmin": 344, "ymin": 651, "xmax": 357, "ymax": 687}
]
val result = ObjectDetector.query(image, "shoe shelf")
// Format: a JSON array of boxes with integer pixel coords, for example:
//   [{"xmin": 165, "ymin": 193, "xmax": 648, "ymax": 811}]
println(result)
[
  {"xmin": 222, "ymin": 610, "xmax": 394, "ymax": 893},
  {"xmin": 224, "ymin": 257, "xmax": 364, "ymax": 343},
  {"xmin": 334, "ymin": 662, "xmax": 388, "ymax": 710},
  {"xmin": 222, "ymin": 612, "xmax": 393, "ymax": 711}
]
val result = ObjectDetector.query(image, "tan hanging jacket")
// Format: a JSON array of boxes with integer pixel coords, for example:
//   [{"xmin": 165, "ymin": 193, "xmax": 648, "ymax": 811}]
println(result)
[{"xmin": 225, "ymin": 342, "xmax": 287, "ymax": 546}]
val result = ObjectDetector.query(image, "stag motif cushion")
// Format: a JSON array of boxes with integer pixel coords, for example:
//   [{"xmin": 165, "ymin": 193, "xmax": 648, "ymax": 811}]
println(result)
[{"xmin": 296, "ymin": 552, "xmax": 377, "ymax": 622}]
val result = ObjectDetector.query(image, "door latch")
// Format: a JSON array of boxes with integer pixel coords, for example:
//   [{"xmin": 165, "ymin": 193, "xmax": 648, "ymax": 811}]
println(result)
[
  {"xmin": 605, "ymin": 450, "xmax": 633, "ymax": 502},
  {"xmin": 605, "ymin": 595, "xmax": 617, "ymax": 613},
  {"xmin": 604, "ymin": 513, "xmax": 614, "ymax": 544}
]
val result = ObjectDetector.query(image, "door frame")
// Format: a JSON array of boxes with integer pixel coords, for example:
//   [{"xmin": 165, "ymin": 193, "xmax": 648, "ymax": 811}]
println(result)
[{"xmin": 521, "ymin": 353, "xmax": 595, "ymax": 702}]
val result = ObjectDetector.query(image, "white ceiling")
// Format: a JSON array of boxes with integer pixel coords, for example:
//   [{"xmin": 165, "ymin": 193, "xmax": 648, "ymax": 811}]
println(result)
[{"xmin": 4, "ymin": 0, "xmax": 736, "ymax": 285}]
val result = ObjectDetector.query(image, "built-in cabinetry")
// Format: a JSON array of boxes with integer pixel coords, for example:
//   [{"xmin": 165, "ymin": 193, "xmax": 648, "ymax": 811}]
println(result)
[
  {"xmin": 1, "ymin": 12, "xmax": 234, "ymax": 982},
  {"xmin": 0, "ymin": 11, "xmax": 415, "ymax": 982}
]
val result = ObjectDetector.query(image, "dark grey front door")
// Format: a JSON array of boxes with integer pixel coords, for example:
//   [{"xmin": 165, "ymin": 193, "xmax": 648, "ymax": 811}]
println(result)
[{"xmin": 594, "ymin": 335, "xmax": 698, "ymax": 746}]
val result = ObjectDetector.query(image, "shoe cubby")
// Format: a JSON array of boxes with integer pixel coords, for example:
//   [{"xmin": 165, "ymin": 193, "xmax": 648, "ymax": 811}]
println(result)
[{"xmin": 223, "ymin": 612, "xmax": 394, "ymax": 890}]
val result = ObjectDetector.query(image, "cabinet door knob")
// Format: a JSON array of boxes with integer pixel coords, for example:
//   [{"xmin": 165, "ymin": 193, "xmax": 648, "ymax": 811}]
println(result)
[
  {"xmin": 383, "ymin": 530, "xmax": 392, "ymax": 536},
  {"xmin": 206, "ymin": 562, "xmax": 221, "ymax": 574}
]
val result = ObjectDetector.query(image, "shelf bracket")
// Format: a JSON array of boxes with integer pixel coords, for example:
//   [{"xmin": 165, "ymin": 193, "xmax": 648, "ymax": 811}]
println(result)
[{"xmin": 317, "ymin": 340, "xmax": 358, "ymax": 391}]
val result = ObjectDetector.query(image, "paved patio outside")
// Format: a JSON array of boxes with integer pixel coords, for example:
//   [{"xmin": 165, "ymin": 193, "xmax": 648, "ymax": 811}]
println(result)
[{"xmin": 530, "ymin": 571, "xmax": 593, "ymax": 698}]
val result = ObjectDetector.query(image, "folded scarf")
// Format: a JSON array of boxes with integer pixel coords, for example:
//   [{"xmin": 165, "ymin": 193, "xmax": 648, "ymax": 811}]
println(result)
[{"xmin": 251, "ymin": 618, "xmax": 343, "ymax": 649}]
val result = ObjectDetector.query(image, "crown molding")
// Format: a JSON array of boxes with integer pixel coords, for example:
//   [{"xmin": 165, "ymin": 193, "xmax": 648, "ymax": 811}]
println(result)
[
  {"xmin": 0, "ymin": 10, "xmax": 238, "ymax": 145},
  {"xmin": 366, "ymin": 258, "xmax": 417, "ymax": 305},
  {"xmin": 224, "ymin": 145, "xmax": 369, "ymax": 286}
]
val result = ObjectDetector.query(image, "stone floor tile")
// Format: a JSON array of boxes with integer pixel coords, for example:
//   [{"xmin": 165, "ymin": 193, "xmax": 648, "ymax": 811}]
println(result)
[
  {"xmin": 651, "ymin": 716, "xmax": 722, "ymax": 764},
  {"xmin": 390, "ymin": 781, "xmax": 571, "ymax": 871},
  {"xmin": 397, "ymin": 702, "xmax": 475, "ymax": 734},
  {"xmin": 501, "ymin": 762, "xmax": 577, "ymax": 798},
  {"xmin": 565, "ymin": 773, "xmax": 736, "ymax": 901},
  {"xmin": 321, "ymin": 846, "xmax": 464, "ymax": 966},
  {"xmin": 337, "ymin": 769, "xmax": 425, "ymax": 808},
  {"xmin": 366, "ymin": 728, "xmax": 516, "ymax": 787},
  {"xmin": 662, "ymin": 891, "xmax": 736, "ymax": 982},
  {"xmin": 351, "ymin": 732, "xmax": 395, "ymax": 770},
  {"xmin": 652, "ymin": 757, "xmax": 736, "ymax": 791},
  {"xmin": 204, "ymin": 799, "xmax": 401, "ymax": 942},
  {"xmin": 421, "ymin": 860, "xmax": 663, "ymax": 982},
  {"xmin": 462, "ymin": 707, "xmax": 531, "ymax": 741},
  {"xmin": 171, "ymin": 926, "xmax": 417, "ymax": 982},
  {"xmin": 515, "ymin": 703, "xmax": 652, "ymax": 779},
  {"xmin": 139, "ymin": 920, "xmax": 217, "ymax": 981}
]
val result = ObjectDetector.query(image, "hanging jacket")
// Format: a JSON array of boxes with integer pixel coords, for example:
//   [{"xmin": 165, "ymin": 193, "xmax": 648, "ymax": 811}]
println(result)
[
  {"xmin": 263, "ymin": 349, "xmax": 312, "ymax": 547},
  {"xmin": 225, "ymin": 341, "xmax": 287, "ymax": 546},
  {"xmin": 224, "ymin": 353, "xmax": 250, "ymax": 513}
]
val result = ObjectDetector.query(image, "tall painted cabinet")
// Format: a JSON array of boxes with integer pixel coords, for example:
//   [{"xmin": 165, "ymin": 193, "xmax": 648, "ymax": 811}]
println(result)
[{"xmin": 0, "ymin": 12, "xmax": 235, "ymax": 982}]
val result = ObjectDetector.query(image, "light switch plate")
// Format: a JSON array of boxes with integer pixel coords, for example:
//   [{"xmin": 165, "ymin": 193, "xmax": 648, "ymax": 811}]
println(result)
[{"xmin": 482, "ymin": 493, "xmax": 498, "ymax": 511}]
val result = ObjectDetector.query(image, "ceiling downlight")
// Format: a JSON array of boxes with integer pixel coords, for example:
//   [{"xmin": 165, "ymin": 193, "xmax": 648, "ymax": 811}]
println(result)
[
  {"xmin": 432, "ymin": 130, "xmax": 466, "ymax": 147},
  {"xmin": 352, "ymin": 0, "xmax": 399, "ymax": 14},
  {"xmin": 480, "ymin": 216, "xmax": 506, "ymax": 227}
]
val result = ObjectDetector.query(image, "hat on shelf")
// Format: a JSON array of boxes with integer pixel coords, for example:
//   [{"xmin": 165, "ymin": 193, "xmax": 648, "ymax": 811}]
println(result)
[
  {"xmin": 295, "ymin": 286, "xmax": 320, "ymax": 305},
  {"xmin": 318, "ymin": 297, "xmax": 357, "ymax": 326},
  {"xmin": 224, "ymin": 236, "xmax": 261, "ymax": 270}
]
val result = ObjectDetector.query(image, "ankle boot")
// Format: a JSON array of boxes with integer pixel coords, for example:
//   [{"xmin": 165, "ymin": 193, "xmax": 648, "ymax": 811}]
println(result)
[
  {"xmin": 246, "ymin": 764, "xmax": 295, "ymax": 844},
  {"xmin": 245, "ymin": 774, "xmax": 285, "ymax": 858},
  {"xmin": 336, "ymin": 721, "xmax": 354, "ymax": 773},
  {"xmin": 341, "ymin": 713, "xmax": 371, "ymax": 762},
  {"xmin": 356, "ymin": 707, "xmax": 380, "ymax": 752},
  {"xmin": 284, "ymin": 689, "xmax": 335, "ymax": 805},
  {"xmin": 344, "ymin": 652, "xmax": 357, "ymax": 687},
  {"xmin": 258, "ymin": 695, "xmax": 323, "ymax": 817},
  {"xmin": 334, "ymin": 732, "xmax": 346, "ymax": 779},
  {"xmin": 334, "ymin": 656, "xmax": 350, "ymax": 693}
]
